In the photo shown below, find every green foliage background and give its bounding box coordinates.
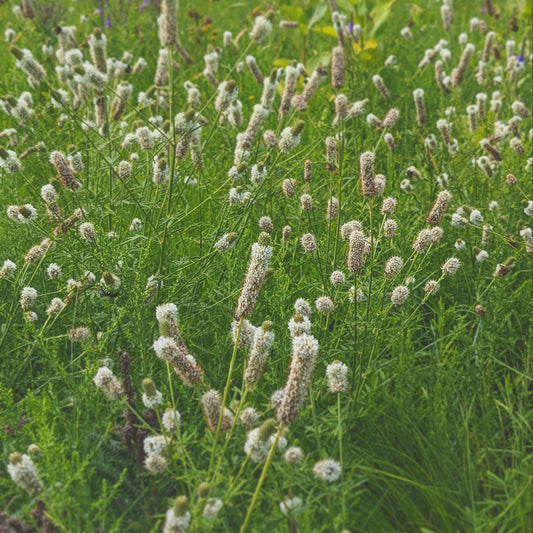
[0,0,531,531]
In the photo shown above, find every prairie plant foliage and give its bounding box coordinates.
[0,0,532,531]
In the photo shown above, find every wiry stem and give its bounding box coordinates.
[240,426,283,532]
[208,316,243,474]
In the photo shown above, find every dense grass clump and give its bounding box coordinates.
[0,0,532,531]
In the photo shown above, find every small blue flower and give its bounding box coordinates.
[517,53,525,64]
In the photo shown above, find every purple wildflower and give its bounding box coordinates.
[517,54,525,64]
[105,17,111,28]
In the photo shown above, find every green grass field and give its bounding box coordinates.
[0,0,532,531]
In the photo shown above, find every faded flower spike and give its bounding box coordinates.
[7,452,43,495]
[201,389,233,433]
[413,89,427,126]
[441,257,461,276]
[245,321,275,388]
[313,459,342,482]
[359,151,376,196]
[372,75,390,99]
[315,296,335,314]
[214,232,238,253]
[347,230,366,274]
[391,285,409,305]
[426,190,452,226]
[50,151,82,191]
[276,333,319,426]
[250,14,273,43]
[235,233,273,319]
[326,360,349,393]
[301,233,317,253]
[93,366,122,399]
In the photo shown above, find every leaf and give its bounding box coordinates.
[307,2,327,30]
[273,59,292,68]
[370,0,397,37]
[306,53,330,72]
[312,25,338,38]
[280,5,305,22]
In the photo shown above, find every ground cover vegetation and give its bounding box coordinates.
[0,0,532,531]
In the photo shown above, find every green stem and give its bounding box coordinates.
[240,426,283,533]
[337,392,345,526]
[208,316,243,474]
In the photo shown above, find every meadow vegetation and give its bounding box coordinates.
[0,0,532,531]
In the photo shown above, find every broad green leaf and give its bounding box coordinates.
[307,2,327,30]
[370,0,397,38]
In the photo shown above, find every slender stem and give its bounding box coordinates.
[158,44,176,277]
[309,381,322,454]
[240,426,283,533]
[337,392,345,526]
[208,316,243,474]
[212,386,249,483]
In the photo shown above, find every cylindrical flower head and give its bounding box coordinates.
[426,190,452,226]
[152,336,204,386]
[331,46,344,90]
[383,108,400,129]
[246,55,264,84]
[142,378,163,408]
[294,66,327,110]
[301,233,317,253]
[372,75,390,99]
[111,81,132,121]
[278,65,299,118]
[249,14,273,43]
[412,229,432,253]
[326,360,348,393]
[20,286,37,309]
[333,94,349,125]
[201,390,233,433]
[452,43,475,87]
[347,230,365,274]
[384,256,403,276]
[7,453,43,495]
[413,89,427,126]
[437,119,452,145]
[294,298,312,317]
[276,333,319,426]
[359,151,376,196]
[467,105,478,131]
[93,366,122,399]
[300,193,313,211]
[235,233,273,319]
[476,93,487,121]
[391,285,409,305]
[88,29,107,74]
[315,296,334,314]
[282,225,292,243]
[511,100,531,119]
[245,321,275,387]
[326,197,339,220]
[510,137,525,155]
[381,197,396,215]
[158,0,178,47]
[441,257,461,276]
[163,496,191,533]
[154,48,169,87]
[479,138,502,161]
[288,314,312,337]
[313,459,341,482]
[482,31,495,63]
[50,151,81,191]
